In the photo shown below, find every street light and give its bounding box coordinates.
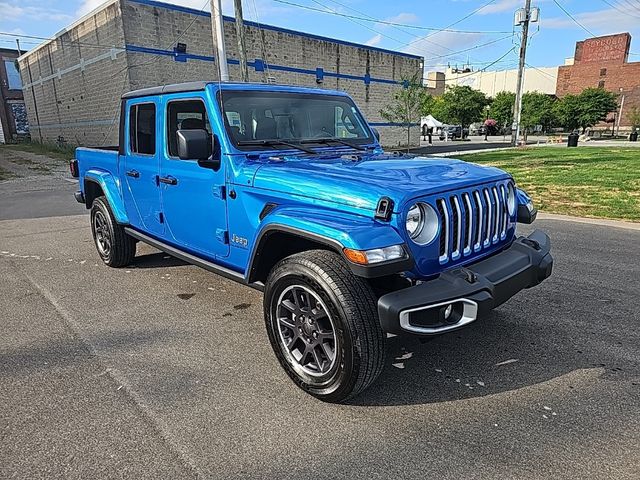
[484,105,490,142]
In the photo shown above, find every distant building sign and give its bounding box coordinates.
[578,33,630,64]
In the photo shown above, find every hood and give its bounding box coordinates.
[251,153,511,212]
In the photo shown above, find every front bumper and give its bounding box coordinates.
[378,230,553,336]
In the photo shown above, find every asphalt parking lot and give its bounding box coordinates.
[1,149,639,479]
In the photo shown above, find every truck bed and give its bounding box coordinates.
[75,147,121,195]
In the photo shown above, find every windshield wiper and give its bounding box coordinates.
[301,138,366,151]
[237,139,318,154]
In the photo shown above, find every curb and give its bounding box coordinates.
[431,146,517,157]
[537,212,640,231]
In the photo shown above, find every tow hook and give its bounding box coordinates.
[522,238,541,250]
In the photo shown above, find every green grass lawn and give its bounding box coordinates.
[0,142,75,162]
[460,147,640,222]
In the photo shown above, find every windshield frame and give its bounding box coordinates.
[216,89,375,152]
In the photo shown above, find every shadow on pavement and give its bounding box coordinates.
[131,251,188,269]
[349,305,630,407]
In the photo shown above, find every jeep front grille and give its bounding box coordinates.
[437,184,510,263]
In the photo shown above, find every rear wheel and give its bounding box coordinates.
[90,196,136,267]
[264,250,385,402]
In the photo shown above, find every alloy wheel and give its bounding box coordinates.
[276,284,337,377]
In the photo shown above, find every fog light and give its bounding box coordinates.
[443,304,453,319]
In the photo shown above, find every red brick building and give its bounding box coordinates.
[556,33,639,132]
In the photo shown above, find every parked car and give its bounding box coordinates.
[71,82,553,403]
[439,125,464,140]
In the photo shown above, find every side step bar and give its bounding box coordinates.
[124,227,264,291]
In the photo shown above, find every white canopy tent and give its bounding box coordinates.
[421,115,443,129]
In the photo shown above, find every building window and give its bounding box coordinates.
[598,80,605,88]
[129,103,156,155]
[600,68,607,76]
[3,60,22,90]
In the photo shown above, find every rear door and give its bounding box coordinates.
[158,94,229,258]
[122,100,163,237]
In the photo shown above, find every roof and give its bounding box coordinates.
[122,81,209,99]
[121,81,352,99]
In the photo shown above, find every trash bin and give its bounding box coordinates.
[567,132,579,147]
[630,131,638,142]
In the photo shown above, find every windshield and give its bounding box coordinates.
[218,90,374,150]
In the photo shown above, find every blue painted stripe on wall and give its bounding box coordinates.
[125,44,215,62]
[126,0,422,60]
[124,44,403,86]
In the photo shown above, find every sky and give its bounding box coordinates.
[1,0,639,73]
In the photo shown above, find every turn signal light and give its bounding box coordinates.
[343,248,369,265]
[343,245,406,265]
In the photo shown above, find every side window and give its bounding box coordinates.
[166,99,211,157]
[129,103,156,155]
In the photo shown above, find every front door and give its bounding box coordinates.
[122,101,163,237]
[159,95,229,258]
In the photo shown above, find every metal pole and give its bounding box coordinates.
[616,94,625,137]
[15,39,22,56]
[233,0,249,82]
[511,0,531,147]
[210,0,229,81]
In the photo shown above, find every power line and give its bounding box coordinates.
[597,0,640,19]
[525,62,558,80]
[0,31,125,51]
[615,0,640,14]
[100,0,211,144]
[421,0,499,40]
[552,0,596,37]
[272,0,511,34]
[442,47,517,83]
[422,34,514,61]
[310,0,502,67]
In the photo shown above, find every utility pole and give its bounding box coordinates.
[15,39,22,56]
[210,0,229,81]
[511,0,537,146]
[233,0,249,82]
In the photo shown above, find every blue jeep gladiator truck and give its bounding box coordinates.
[71,81,552,402]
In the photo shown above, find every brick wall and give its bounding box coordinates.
[18,0,422,147]
[556,33,639,131]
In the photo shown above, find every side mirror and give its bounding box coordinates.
[371,127,381,142]
[177,129,220,170]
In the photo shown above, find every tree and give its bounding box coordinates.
[556,88,618,133]
[628,106,640,132]
[520,91,558,138]
[489,91,515,132]
[432,85,490,129]
[380,73,429,151]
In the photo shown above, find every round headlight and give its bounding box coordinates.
[507,183,517,216]
[406,202,439,245]
[406,204,423,239]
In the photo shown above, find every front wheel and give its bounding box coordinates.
[264,250,385,403]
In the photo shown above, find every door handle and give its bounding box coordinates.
[126,170,140,178]
[158,176,178,186]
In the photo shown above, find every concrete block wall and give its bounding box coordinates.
[18,0,128,146]
[19,0,423,147]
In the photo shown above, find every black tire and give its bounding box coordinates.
[90,196,136,267]
[264,250,385,403]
